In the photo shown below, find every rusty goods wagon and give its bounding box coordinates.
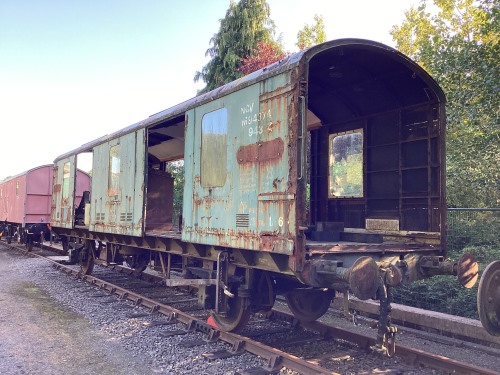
[0,164,91,247]
[50,39,480,353]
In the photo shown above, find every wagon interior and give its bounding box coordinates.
[145,115,185,233]
[304,45,442,245]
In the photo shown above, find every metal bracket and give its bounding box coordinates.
[342,292,359,325]
[216,251,229,315]
[371,282,397,357]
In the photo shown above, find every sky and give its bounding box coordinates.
[0,0,419,180]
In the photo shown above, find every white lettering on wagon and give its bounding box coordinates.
[240,102,272,136]
[241,103,254,114]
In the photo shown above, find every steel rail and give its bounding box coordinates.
[67,267,337,374]
[4,244,336,375]
[3,242,498,375]
[290,315,500,375]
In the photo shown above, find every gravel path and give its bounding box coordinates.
[0,247,265,375]
[1,244,499,374]
[0,250,153,375]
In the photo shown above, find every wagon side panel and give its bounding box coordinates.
[89,129,145,236]
[1,174,27,224]
[182,71,299,254]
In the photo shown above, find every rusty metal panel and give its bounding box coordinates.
[49,166,89,228]
[237,138,284,163]
[51,156,76,229]
[89,129,145,236]
[182,71,297,254]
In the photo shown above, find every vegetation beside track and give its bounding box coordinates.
[393,210,499,318]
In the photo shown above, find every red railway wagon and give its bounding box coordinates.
[0,165,91,244]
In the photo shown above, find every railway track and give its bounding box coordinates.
[2,241,499,375]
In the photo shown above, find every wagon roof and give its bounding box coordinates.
[54,38,444,163]
[1,165,91,184]
[0,164,53,184]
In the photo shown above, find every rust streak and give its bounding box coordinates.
[237,138,284,164]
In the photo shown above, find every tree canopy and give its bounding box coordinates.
[391,0,499,207]
[296,14,327,50]
[194,0,276,93]
[238,13,329,75]
[238,40,287,75]
[195,3,330,90]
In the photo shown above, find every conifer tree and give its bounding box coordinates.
[194,0,276,93]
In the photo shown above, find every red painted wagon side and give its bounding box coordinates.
[0,165,90,242]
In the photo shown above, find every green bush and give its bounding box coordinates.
[395,210,499,317]
[447,211,500,251]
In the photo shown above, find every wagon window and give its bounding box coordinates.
[62,162,71,199]
[201,108,227,187]
[328,129,364,198]
[108,144,121,197]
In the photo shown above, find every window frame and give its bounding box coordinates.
[200,108,228,188]
[328,128,364,198]
[62,162,71,199]
[108,144,121,197]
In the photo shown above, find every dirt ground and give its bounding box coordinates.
[0,248,153,375]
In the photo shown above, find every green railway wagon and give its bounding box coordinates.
[50,39,483,354]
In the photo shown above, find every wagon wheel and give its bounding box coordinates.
[477,260,500,336]
[285,288,334,322]
[211,292,252,332]
[125,254,149,272]
[79,240,95,275]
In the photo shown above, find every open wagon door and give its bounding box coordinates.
[51,156,76,229]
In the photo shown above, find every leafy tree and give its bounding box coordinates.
[296,14,327,50]
[238,40,287,75]
[391,0,499,207]
[194,0,276,93]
